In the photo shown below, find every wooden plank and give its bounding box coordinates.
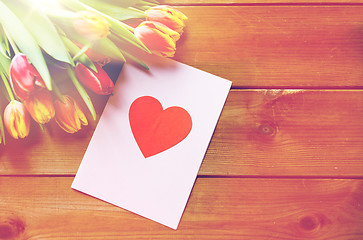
[0,90,362,177]
[170,6,363,88]
[0,177,362,239]
[203,89,363,176]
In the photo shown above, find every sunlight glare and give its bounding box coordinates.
[29,0,60,9]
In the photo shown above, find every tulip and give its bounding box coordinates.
[24,89,55,124]
[75,63,114,95]
[54,95,88,134]
[73,11,110,41]
[134,21,180,57]
[146,5,187,34]
[3,100,30,139]
[9,53,46,101]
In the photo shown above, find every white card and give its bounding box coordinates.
[71,55,232,229]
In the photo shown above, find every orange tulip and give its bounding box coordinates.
[134,21,180,57]
[73,11,110,41]
[75,63,114,95]
[54,95,88,134]
[3,100,30,139]
[24,89,55,124]
[9,53,46,101]
[146,5,187,34]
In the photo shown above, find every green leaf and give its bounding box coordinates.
[0,68,13,102]
[66,66,96,120]
[36,5,78,19]
[136,0,159,7]
[0,26,10,58]
[109,35,149,70]
[0,1,52,91]
[69,31,126,63]
[76,1,145,20]
[78,0,141,8]
[120,49,149,70]
[3,0,74,66]
[61,0,150,53]
[93,6,145,21]
[141,0,160,4]
[61,36,97,72]
[93,38,126,63]
[0,50,11,78]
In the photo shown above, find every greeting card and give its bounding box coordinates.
[71,55,232,229]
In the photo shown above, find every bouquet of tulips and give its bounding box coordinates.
[0,0,187,144]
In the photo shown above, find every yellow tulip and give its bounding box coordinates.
[73,11,110,41]
[24,89,55,124]
[134,21,180,57]
[146,5,187,34]
[3,100,30,139]
[54,95,88,134]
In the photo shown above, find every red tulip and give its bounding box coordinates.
[24,89,55,124]
[3,100,30,139]
[146,5,187,34]
[134,21,180,57]
[54,95,88,134]
[9,53,46,101]
[75,63,114,95]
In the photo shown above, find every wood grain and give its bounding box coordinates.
[1,90,362,177]
[171,6,363,88]
[2,2,363,239]
[0,177,362,239]
[203,89,363,176]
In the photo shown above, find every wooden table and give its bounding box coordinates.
[1,0,363,239]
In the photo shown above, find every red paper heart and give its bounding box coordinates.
[129,96,192,158]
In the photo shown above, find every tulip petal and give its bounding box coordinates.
[73,102,88,126]
[146,6,187,34]
[3,100,30,139]
[75,63,114,95]
[24,90,55,124]
[54,95,88,134]
[15,111,28,138]
[135,21,179,57]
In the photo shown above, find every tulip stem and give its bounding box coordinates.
[0,71,15,101]
[52,82,65,103]
[72,43,92,63]
[39,123,45,132]
[4,28,19,55]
